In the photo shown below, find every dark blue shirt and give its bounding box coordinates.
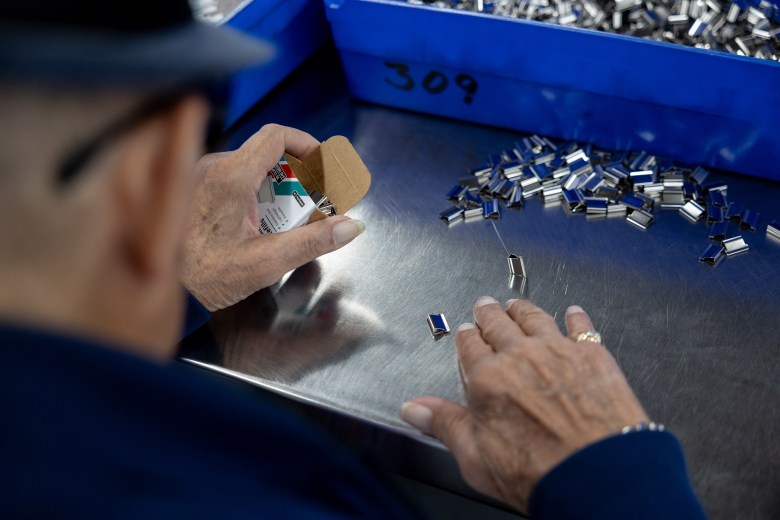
[1,310,706,518]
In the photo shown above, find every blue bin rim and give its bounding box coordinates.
[327,0,780,68]
[326,0,780,124]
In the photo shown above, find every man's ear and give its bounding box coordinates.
[112,95,209,280]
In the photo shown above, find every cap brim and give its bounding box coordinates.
[0,21,274,88]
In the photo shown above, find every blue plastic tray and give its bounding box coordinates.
[326,0,780,180]
[224,0,329,126]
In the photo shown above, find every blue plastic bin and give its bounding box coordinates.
[223,0,330,126]
[325,0,780,180]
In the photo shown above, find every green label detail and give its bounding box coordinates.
[273,180,307,197]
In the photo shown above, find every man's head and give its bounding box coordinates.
[0,83,209,357]
[0,1,270,357]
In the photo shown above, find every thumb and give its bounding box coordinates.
[249,215,365,273]
[401,397,474,458]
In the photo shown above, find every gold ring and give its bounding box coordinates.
[576,330,602,344]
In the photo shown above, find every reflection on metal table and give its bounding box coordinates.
[179,49,780,519]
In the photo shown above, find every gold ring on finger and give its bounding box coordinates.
[576,330,602,345]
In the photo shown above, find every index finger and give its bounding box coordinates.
[237,124,320,182]
[455,323,493,373]
[473,296,527,352]
[505,299,560,338]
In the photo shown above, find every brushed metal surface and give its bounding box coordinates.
[181,50,780,519]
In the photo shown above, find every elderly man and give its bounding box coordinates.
[0,1,706,518]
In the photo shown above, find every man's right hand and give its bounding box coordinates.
[401,297,649,513]
[181,124,365,312]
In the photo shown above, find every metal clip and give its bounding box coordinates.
[605,164,630,183]
[464,190,483,207]
[707,203,725,223]
[725,202,744,222]
[446,184,468,201]
[463,206,483,219]
[705,182,728,197]
[482,199,500,219]
[426,314,451,340]
[522,182,544,198]
[494,179,513,199]
[520,175,541,189]
[568,158,592,176]
[627,209,654,230]
[767,220,780,241]
[642,182,665,195]
[679,200,706,222]
[662,172,685,189]
[503,160,525,180]
[565,149,588,163]
[699,243,725,265]
[607,203,627,214]
[660,191,686,209]
[563,172,585,191]
[319,202,337,217]
[708,221,729,240]
[308,189,328,207]
[635,192,655,211]
[629,170,655,186]
[439,206,464,223]
[458,177,482,189]
[622,194,644,211]
[533,151,556,166]
[542,185,563,201]
[507,185,524,208]
[723,236,749,256]
[682,180,695,199]
[740,209,761,231]
[470,166,493,178]
[487,176,504,195]
[693,183,705,203]
[629,151,655,171]
[530,163,553,181]
[585,198,608,214]
[708,189,727,207]
[581,172,604,194]
[595,185,620,201]
[507,254,527,277]
[562,188,585,212]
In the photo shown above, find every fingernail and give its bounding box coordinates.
[475,296,499,308]
[401,402,433,434]
[332,219,365,245]
[506,298,520,309]
[457,322,476,332]
[566,305,585,316]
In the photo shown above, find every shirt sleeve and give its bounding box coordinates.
[182,291,212,338]
[528,430,707,520]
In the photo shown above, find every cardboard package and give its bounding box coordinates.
[285,135,372,224]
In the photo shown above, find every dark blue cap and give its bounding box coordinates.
[0,0,273,87]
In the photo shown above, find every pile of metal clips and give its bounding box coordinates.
[408,0,780,60]
[438,133,777,266]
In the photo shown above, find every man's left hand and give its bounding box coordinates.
[181,124,365,311]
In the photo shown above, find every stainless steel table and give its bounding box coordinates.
[180,48,780,519]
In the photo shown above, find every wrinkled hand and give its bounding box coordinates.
[401,297,648,513]
[182,124,365,311]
